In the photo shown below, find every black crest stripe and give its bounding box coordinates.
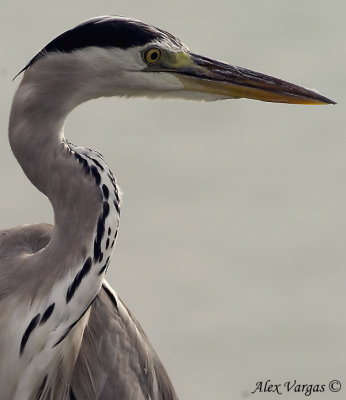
[20,313,41,355]
[20,16,182,74]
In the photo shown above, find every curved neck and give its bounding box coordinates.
[9,71,71,193]
[8,72,103,257]
[7,58,121,397]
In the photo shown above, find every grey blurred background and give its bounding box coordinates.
[0,1,345,398]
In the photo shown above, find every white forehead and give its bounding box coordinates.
[89,38,189,72]
[146,37,189,52]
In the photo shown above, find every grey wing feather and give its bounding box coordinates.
[70,283,178,400]
[0,223,54,302]
[0,224,177,399]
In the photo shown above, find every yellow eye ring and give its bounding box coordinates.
[144,47,162,64]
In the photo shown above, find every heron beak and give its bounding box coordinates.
[172,52,335,105]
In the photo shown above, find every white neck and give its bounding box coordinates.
[8,61,120,268]
[8,59,121,398]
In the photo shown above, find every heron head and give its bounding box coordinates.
[18,16,335,106]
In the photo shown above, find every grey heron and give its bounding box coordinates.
[1,15,334,400]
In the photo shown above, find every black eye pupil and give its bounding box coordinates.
[150,52,158,60]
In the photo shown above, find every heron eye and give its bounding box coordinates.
[144,48,162,64]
